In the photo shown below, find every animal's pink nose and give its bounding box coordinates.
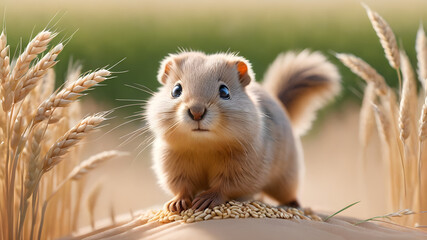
[188,105,206,121]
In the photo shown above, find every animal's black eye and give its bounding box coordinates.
[171,83,182,98]
[219,85,230,99]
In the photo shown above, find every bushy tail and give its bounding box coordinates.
[262,50,341,136]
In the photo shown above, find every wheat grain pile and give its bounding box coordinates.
[146,200,322,224]
[0,30,125,240]
[338,5,427,227]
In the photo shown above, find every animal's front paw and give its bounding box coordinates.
[192,191,224,211]
[165,196,192,212]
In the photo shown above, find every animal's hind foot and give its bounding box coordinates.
[191,190,224,211]
[164,195,192,213]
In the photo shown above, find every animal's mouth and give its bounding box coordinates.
[192,128,209,132]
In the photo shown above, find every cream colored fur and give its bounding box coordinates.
[146,50,340,212]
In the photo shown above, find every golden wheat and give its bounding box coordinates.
[13,43,63,103]
[363,4,400,70]
[416,25,427,91]
[399,51,417,142]
[0,28,119,240]
[42,113,106,172]
[70,150,127,181]
[0,32,11,112]
[9,31,53,86]
[420,99,427,141]
[0,32,9,83]
[34,69,111,123]
[341,5,427,227]
[336,53,388,95]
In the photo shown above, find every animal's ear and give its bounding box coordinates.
[157,56,176,85]
[235,60,252,87]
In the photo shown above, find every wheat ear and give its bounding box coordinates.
[23,127,44,200]
[10,116,25,151]
[34,69,111,123]
[417,24,427,92]
[336,53,388,95]
[0,32,9,83]
[363,4,400,70]
[42,113,106,172]
[399,51,417,141]
[3,31,53,112]
[9,31,53,88]
[420,97,427,141]
[70,150,128,180]
[355,209,415,225]
[419,96,427,210]
[0,32,11,111]
[13,43,63,103]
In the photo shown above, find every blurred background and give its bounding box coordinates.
[2,0,427,227]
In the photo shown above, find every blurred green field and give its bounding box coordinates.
[2,0,427,116]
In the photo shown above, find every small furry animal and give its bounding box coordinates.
[146,50,340,212]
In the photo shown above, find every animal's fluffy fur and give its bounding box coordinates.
[263,50,341,136]
[146,50,340,212]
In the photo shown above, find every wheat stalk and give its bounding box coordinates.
[42,113,106,172]
[399,51,420,218]
[13,43,63,103]
[336,53,388,95]
[34,69,111,123]
[373,104,392,146]
[110,204,116,225]
[87,184,102,230]
[416,25,427,92]
[372,102,406,210]
[359,82,377,155]
[363,4,400,70]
